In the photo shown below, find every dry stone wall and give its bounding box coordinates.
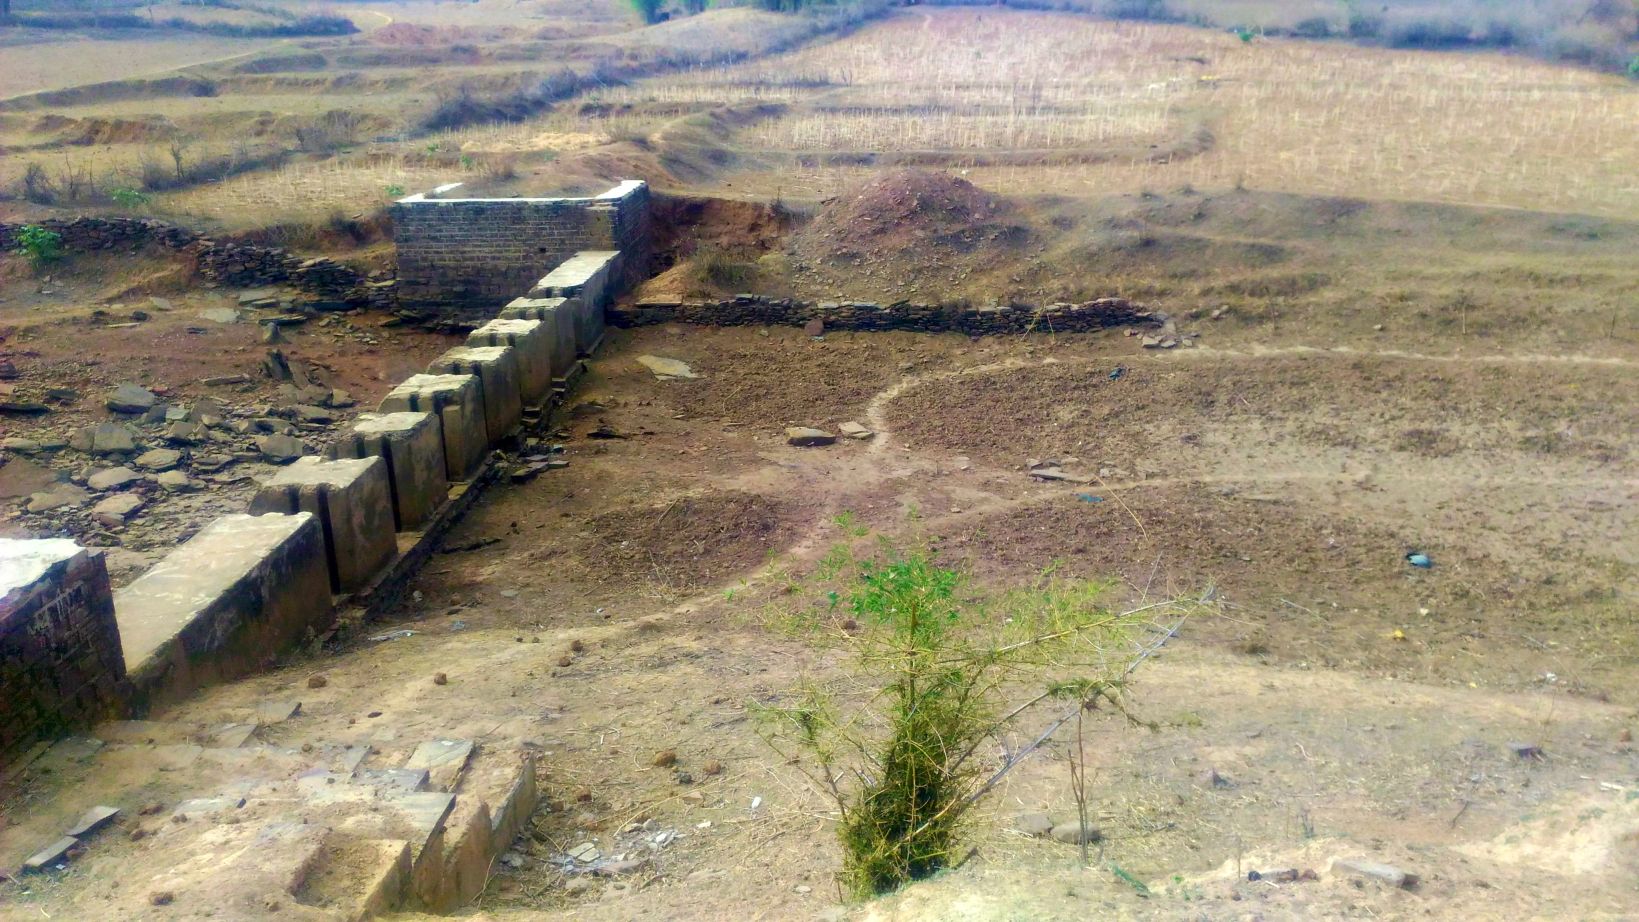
[0,217,395,309]
[612,294,1160,333]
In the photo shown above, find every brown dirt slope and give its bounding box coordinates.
[784,169,1034,301]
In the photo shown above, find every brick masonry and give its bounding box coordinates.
[391,180,651,311]
[0,543,126,765]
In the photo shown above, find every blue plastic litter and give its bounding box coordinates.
[1405,553,1432,569]
[1109,366,1125,380]
[1076,493,1104,503]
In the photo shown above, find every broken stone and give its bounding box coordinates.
[106,383,158,414]
[1014,812,1054,837]
[201,374,250,387]
[594,857,650,877]
[785,427,836,447]
[289,404,334,424]
[1329,857,1416,889]
[22,836,78,873]
[838,421,873,440]
[567,842,601,863]
[65,806,121,838]
[90,493,144,527]
[256,433,306,464]
[803,318,825,337]
[26,486,88,513]
[165,421,203,444]
[1508,741,1544,760]
[134,448,182,472]
[636,355,698,380]
[0,400,49,415]
[155,470,199,492]
[3,437,42,454]
[199,307,242,324]
[87,467,141,491]
[1049,822,1101,845]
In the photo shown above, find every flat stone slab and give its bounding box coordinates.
[255,700,302,724]
[404,739,474,792]
[65,805,121,838]
[23,835,78,872]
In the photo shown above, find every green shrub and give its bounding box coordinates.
[14,225,64,268]
[627,0,663,23]
[756,541,1191,898]
[111,187,151,209]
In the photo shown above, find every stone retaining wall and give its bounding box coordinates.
[0,217,395,309]
[611,294,1160,333]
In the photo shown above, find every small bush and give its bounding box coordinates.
[757,540,1192,898]
[14,225,64,268]
[1290,16,1332,39]
[111,187,151,209]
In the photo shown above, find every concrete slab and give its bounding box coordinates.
[23,836,78,872]
[425,346,522,444]
[328,411,448,532]
[250,456,396,594]
[500,297,577,378]
[114,513,331,711]
[379,374,486,482]
[468,318,552,407]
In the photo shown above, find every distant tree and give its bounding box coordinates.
[626,0,663,23]
[682,0,708,14]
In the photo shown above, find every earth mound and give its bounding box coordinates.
[785,169,1033,301]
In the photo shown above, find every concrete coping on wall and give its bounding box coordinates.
[532,251,619,295]
[396,180,646,206]
[1,537,86,610]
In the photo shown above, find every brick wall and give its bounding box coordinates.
[0,542,127,765]
[391,180,652,310]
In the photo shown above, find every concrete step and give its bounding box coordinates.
[421,747,541,911]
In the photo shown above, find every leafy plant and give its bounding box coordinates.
[756,541,1194,899]
[14,225,63,268]
[1628,55,1639,79]
[1235,26,1255,43]
[110,187,150,209]
[385,184,406,198]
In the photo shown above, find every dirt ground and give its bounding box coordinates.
[5,315,1632,921]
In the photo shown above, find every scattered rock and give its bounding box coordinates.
[1049,822,1101,845]
[1508,741,1544,760]
[289,404,334,424]
[785,427,836,447]
[0,359,16,380]
[155,470,199,492]
[75,422,137,455]
[556,655,573,667]
[567,842,600,863]
[90,493,144,527]
[87,467,141,491]
[1197,767,1233,788]
[22,836,77,872]
[3,438,42,454]
[106,383,158,414]
[201,374,250,387]
[256,433,306,464]
[838,421,873,440]
[0,400,49,415]
[262,324,285,344]
[165,421,203,444]
[652,750,677,768]
[1329,857,1416,889]
[803,318,825,337]
[134,448,183,472]
[306,674,328,689]
[27,486,88,513]
[594,857,650,877]
[1014,812,1054,837]
[433,672,448,686]
[199,307,242,324]
[149,891,175,906]
[636,355,698,380]
[701,759,722,776]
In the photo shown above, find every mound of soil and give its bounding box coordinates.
[784,169,1033,301]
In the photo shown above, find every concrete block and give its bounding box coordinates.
[530,251,618,355]
[500,297,577,376]
[379,374,486,481]
[249,457,397,594]
[115,513,330,710]
[468,319,552,407]
[327,411,448,531]
[425,346,522,444]
[0,539,126,764]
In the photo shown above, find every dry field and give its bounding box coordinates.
[566,9,1639,216]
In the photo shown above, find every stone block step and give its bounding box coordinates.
[293,834,412,921]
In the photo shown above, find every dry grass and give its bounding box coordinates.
[633,8,1639,216]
